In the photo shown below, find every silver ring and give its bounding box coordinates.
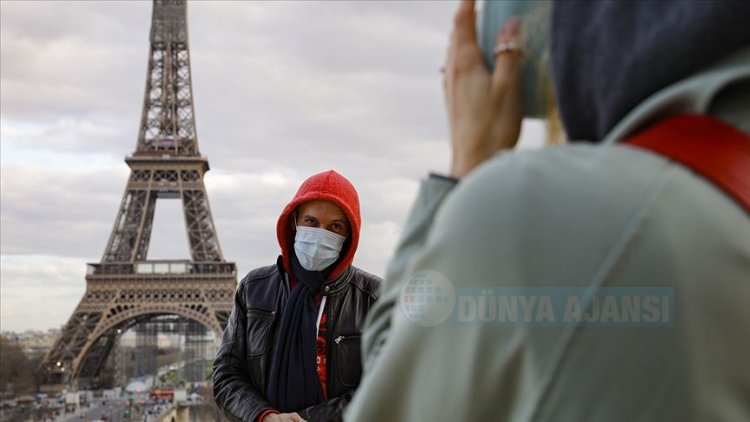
[493,41,522,56]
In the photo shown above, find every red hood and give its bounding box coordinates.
[276,170,361,281]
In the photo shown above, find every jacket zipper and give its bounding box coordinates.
[334,334,362,344]
[247,309,276,316]
[326,294,334,396]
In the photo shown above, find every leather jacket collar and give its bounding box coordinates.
[275,255,353,297]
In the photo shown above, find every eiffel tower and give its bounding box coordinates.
[41,0,236,387]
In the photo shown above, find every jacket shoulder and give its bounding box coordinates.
[239,264,279,286]
[426,145,671,287]
[237,264,283,311]
[349,266,382,299]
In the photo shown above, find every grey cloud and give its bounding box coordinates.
[0,165,126,257]
[1,1,547,331]
[1,1,149,124]
[0,255,87,331]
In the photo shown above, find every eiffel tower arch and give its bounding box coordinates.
[41,0,237,387]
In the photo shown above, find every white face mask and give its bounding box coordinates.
[293,225,347,272]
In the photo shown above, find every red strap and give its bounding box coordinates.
[625,114,750,214]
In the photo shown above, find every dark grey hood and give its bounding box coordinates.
[551,0,750,142]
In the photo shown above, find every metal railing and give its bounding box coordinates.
[88,261,236,276]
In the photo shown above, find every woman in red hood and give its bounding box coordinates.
[213,170,381,422]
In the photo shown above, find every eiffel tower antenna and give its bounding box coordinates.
[41,0,236,387]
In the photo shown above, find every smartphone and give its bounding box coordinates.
[478,0,551,118]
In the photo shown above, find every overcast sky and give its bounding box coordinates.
[1,0,544,332]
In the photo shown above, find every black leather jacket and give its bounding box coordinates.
[213,257,380,422]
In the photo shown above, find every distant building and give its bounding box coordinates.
[2,328,61,356]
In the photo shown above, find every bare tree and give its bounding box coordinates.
[0,335,35,396]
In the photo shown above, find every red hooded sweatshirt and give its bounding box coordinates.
[274,170,361,403]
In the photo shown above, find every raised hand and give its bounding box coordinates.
[444,0,523,178]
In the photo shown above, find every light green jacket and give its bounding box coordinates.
[346,49,750,421]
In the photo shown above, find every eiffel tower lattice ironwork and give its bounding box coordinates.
[41,0,236,386]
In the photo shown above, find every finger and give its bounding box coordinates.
[491,17,522,94]
[445,0,478,107]
[452,0,477,46]
[444,42,452,82]
[448,0,484,76]
[443,28,455,103]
